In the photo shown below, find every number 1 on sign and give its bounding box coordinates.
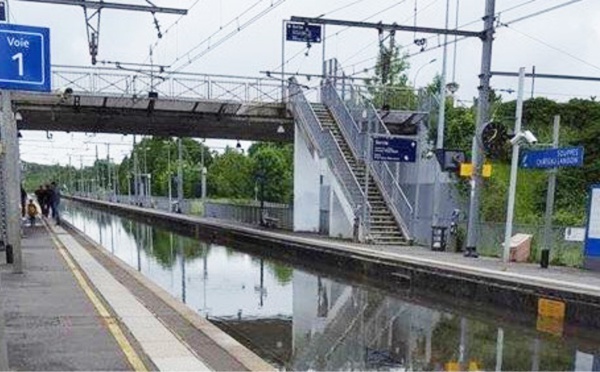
[12,53,23,77]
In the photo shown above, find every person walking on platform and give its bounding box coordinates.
[34,185,45,213]
[41,184,51,217]
[49,182,61,225]
[26,199,38,227]
[21,185,27,218]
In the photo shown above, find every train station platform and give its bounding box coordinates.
[0,221,274,371]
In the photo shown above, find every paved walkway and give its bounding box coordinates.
[0,225,136,371]
[0,220,274,371]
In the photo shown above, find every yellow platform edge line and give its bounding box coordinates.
[45,225,148,372]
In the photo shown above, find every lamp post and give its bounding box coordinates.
[412,58,437,88]
[177,137,183,213]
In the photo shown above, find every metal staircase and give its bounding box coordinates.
[311,103,406,245]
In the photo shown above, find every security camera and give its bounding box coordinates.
[510,130,538,145]
[55,87,73,100]
[523,130,538,145]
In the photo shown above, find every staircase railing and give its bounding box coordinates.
[322,59,413,241]
[288,79,371,237]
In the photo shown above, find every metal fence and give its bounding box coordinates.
[473,222,584,267]
[51,65,283,103]
[204,201,293,230]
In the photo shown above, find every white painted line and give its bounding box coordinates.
[54,231,211,371]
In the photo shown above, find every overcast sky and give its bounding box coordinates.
[7,0,600,166]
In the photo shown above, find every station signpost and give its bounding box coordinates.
[371,135,417,163]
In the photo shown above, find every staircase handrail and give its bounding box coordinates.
[321,70,413,240]
[288,79,371,235]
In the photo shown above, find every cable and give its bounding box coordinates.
[140,0,204,66]
[270,0,408,73]
[344,0,586,79]
[502,25,600,73]
[314,0,371,18]
[168,0,275,71]
[340,0,437,67]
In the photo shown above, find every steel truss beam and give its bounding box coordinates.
[18,0,187,64]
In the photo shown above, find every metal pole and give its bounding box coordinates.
[502,67,526,264]
[144,147,148,206]
[531,65,536,98]
[465,0,496,254]
[281,20,286,102]
[431,0,451,227]
[177,137,183,213]
[542,116,560,257]
[1,90,22,273]
[106,144,111,200]
[133,135,139,204]
[167,143,172,210]
[0,16,9,345]
[322,24,326,76]
[201,140,206,201]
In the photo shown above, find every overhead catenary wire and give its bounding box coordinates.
[342,0,587,80]
[167,0,265,68]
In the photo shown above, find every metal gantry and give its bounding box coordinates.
[17,0,187,65]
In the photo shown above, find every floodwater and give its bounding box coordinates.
[63,202,600,371]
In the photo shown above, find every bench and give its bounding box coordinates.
[261,214,279,228]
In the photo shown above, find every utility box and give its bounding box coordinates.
[431,226,448,251]
[509,233,533,262]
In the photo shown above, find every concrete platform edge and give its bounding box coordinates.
[60,218,276,372]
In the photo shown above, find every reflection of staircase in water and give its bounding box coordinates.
[293,288,398,370]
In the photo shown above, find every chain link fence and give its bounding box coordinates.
[466,222,584,267]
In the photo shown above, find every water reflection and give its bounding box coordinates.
[63,202,600,371]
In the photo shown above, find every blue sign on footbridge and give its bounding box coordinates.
[372,135,417,163]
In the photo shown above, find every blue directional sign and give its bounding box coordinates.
[0,23,51,92]
[285,22,322,43]
[520,146,584,169]
[372,135,417,162]
[0,2,6,22]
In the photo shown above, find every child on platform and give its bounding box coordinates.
[27,199,38,227]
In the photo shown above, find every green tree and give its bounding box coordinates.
[207,148,254,199]
[365,43,417,110]
[250,143,293,204]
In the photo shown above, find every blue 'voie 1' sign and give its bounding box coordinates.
[520,146,584,169]
[0,23,51,92]
[372,135,417,163]
[286,22,322,43]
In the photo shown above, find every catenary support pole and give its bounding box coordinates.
[1,90,22,273]
[177,137,183,213]
[502,67,526,264]
[431,0,451,227]
[465,0,496,255]
[542,115,560,261]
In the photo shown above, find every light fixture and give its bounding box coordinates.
[277,124,285,134]
[14,112,23,121]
